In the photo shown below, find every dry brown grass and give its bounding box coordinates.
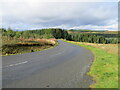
[74,42,118,56]
[1,37,58,56]
[19,38,57,45]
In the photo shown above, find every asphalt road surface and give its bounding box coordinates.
[2,40,94,88]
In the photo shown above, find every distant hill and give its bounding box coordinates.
[68,29,118,34]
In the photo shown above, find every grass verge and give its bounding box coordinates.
[64,40,118,88]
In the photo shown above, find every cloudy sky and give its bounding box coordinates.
[0,0,119,31]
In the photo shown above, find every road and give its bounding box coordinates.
[2,40,94,88]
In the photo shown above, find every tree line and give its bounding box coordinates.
[0,28,119,44]
[1,28,69,39]
[68,33,118,44]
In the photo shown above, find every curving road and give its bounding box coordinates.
[2,40,94,88]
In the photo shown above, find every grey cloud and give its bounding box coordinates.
[1,1,117,30]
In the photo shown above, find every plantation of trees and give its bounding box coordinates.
[69,33,107,43]
[0,28,119,44]
[69,33,119,44]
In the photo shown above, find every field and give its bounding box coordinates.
[65,40,118,88]
[1,36,57,56]
[68,30,118,34]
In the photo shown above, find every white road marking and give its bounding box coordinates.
[7,61,28,67]
[4,51,64,68]
[50,52,62,57]
[54,53,62,56]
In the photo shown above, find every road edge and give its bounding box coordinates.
[63,40,95,88]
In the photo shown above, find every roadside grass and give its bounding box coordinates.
[64,40,118,88]
[1,36,58,56]
[77,42,118,56]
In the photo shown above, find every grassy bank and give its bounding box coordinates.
[64,40,118,88]
[1,36,58,56]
